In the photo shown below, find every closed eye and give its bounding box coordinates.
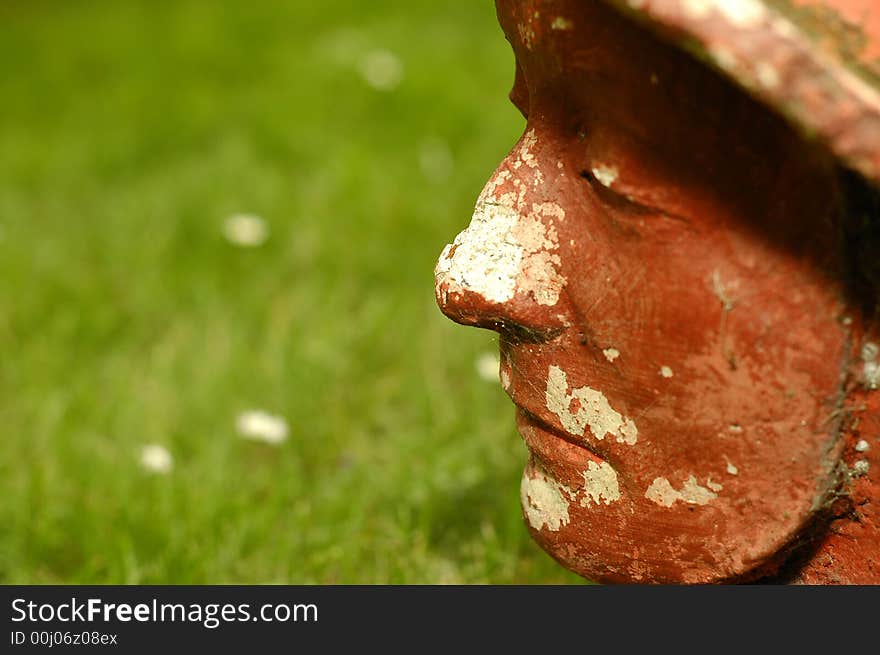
[579,169,689,223]
[579,168,657,216]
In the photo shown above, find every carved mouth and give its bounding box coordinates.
[517,407,626,515]
[515,408,610,469]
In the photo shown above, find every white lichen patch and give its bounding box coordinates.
[580,461,621,507]
[852,460,870,477]
[500,366,511,391]
[550,17,573,30]
[511,213,557,251]
[518,22,536,51]
[680,0,766,28]
[770,15,797,39]
[520,466,572,531]
[711,269,737,310]
[591,164,618,187]
[644,478,678,507]
[659,366,673,378]
[645,475,718,507]
[435,130,566,307]
[726,461,739,475]
[755,61,780,89]
[855,439,870,453]
[864,362,880,389]
[706,478,723,492]
[545,365,638,445]
[516,250,564,306]
[531,201,565,222]
[714,0,766,28]
[681,0,713,19]
[435,202,521,304]
[708,46,738,73]
[680,476,719,503]
[603,348,620,363]
[861,342,880,389]
[518,129,539,169]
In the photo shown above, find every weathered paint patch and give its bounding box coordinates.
[603,348,620,362]
[591,163,618,187]
[852,460,870,477]
[708,45,738,73]
[517,21,536,51]
[517,128,539,169]
[550,16,573,30]
[861,342,880,389]
[680,0,766,28]
[580,461,621,507]
[755,61,780,89]
[714,0,766,28]
[532,201,566,222]
[545,365,638,445]
[645,475,719,507]
[434,130,567,307]
[434,202,522,304]
[500,365,511,391]
[520,466,572,531]
[681,0,713,19]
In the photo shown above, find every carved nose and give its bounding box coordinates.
[434,152,570,337]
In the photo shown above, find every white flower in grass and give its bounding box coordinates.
[140,444,173,474]
[223,213,268,247]
[236,410,289,445]
[475,352,501,382]
[359,49,403,91]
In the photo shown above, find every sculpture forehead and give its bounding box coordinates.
[506,0,880,183]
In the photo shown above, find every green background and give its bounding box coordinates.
[0,0,584,584]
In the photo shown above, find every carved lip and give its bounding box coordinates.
[515,408,610,469]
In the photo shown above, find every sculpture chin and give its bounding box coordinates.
[516,410,827,585]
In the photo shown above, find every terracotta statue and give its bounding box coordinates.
[435,0,880,583]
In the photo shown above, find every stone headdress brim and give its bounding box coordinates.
[607,0,880,184]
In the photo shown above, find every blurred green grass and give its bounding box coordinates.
[0,0,584,584]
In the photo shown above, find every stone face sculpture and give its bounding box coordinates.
[434,0,880,583]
